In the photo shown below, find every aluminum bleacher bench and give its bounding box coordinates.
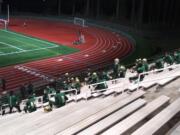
[113,80,130,94]
[81,91,93,100]
[25,92,141,135]
[102,95,170,135]
[77,99,146,135]
[169,122,180,135]
[103,83,125,96]
[92,92,104,98]
[56,90,146,135]
[156,66,180,86]
[157,77,177,86]
[71,94,84,102]
[132,97,180,135]
[140,81,157,89]
[128,83,138,91]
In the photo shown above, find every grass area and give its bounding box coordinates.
[0,30,79,67]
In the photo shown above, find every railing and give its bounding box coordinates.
[137,64,180,90]
[86,77,127,100]
[85,64,180,99]
[61,89,78,102]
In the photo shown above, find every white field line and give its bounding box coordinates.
[0,41,25,51]
[1,30,59,47]
[0,45,59,56]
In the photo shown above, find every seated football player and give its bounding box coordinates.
[49,90,68,108]
[24,95,37,113]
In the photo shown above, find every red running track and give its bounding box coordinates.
[0,18,134,92]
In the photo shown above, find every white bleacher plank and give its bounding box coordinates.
[132,98,180,135]
[0,112,23,124]
[56,91,145,135]
[134,64,180,90]
[77,99,146,135]
[0,108,44,127]
[114,79,130,94]
[26,91,145,135]
[140,81,156,89]
[103,83,124,96]
[102,95,170,135]
[146,67,180,87]
[157,76,177,86]
[10,92,133,135]
[92,92,103,97]
[128,83,138,91]
[170,125,180,135]
[81,91,92,100]
[103,89,115,96]
[0,99,98,134]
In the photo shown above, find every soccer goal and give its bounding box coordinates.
[0,5,9,30]
[74,17,86,27]
[0,19,8,30]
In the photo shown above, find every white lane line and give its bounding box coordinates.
[0,41,25,51]
[0,45,59,56]
[1,30,59,47]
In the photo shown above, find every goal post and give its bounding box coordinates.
[0,5,9,30]
[74,17,86,27]
[0,19,8,30]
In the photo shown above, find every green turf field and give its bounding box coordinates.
[0,30,79,67]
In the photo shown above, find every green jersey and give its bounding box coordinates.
[8,95,19,107]
[26,96,36,113]
[54,93,67,107]
[174,52,180,64]
[164,55,174,65]
[155,59,164,69]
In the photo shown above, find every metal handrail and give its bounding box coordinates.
[86,77,126,100]
[137,64,180,90]
[61,89,78,102]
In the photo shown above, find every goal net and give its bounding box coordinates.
[74,17,86,27]
[0,19,8,30]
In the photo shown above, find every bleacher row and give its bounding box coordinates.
[0,91,179,135]
[0,63,180,134]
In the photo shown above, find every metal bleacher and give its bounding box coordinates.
[0,64,179,135]
[102,95,170,135]
[132,98,180,135]
[76,99,146,135]
[59,91,145,135]
[26,91,145,135]
[169,122,180,135]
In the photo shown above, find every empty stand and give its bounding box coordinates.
[76,99,146,135]
[102,95,170,135]
[171,126,180,135]
[57,91,145,135]
[132,98,180,135]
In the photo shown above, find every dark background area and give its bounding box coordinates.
[1,0,180,57]
[1,0,180,32]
